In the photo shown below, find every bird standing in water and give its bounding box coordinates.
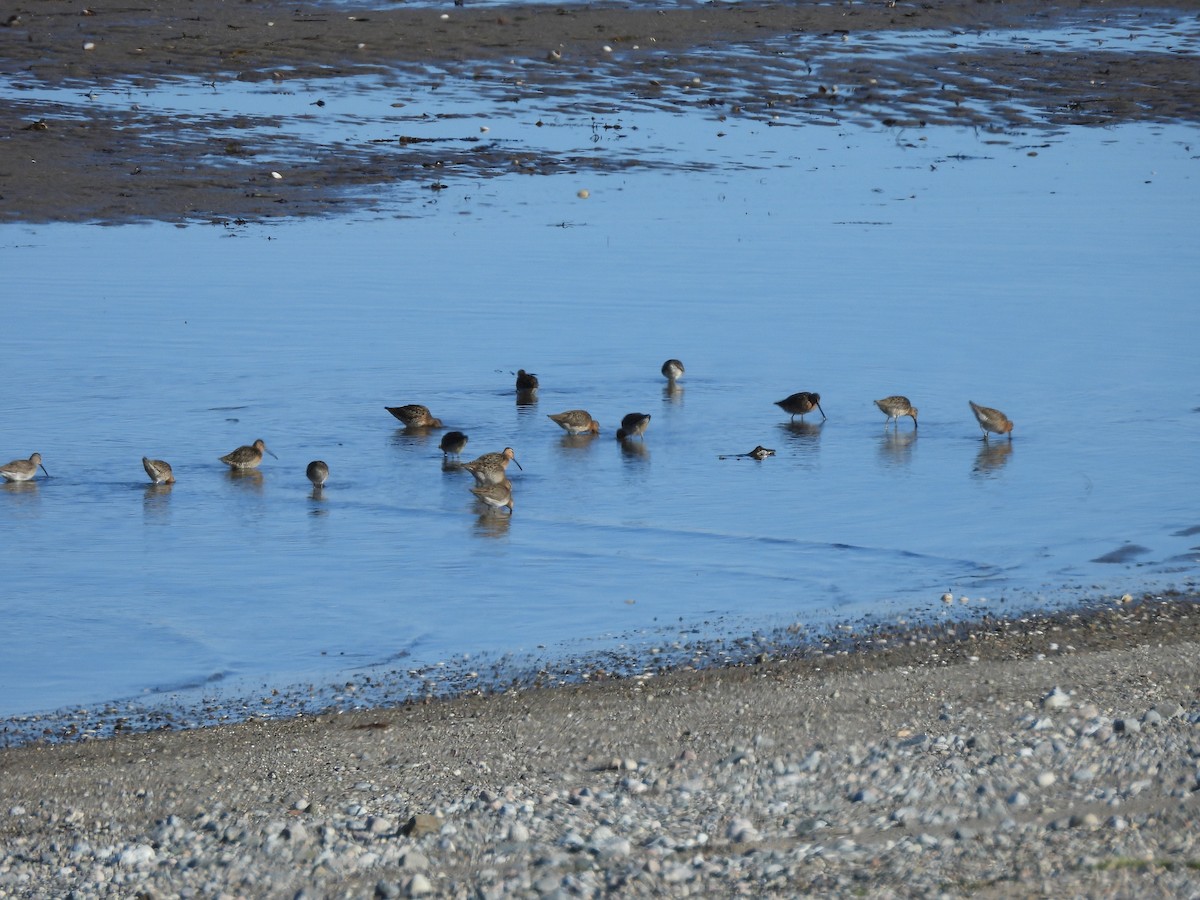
[439,431,469,457]
[462,447,522,485]
[875,395,918,429]
[1,452,49,482]
[548,410,600,435]
[969,401,1014,441]
[470,478,514,514]
[385,404,444,428]
[142,457,175,484]
[306,460,329,488]
[219,439,277,470]
[775,391,826,422]
[616,412,651,441]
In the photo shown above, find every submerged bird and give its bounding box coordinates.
[548,409,600,435]
[875,395,918,429]
[969,401,1014,441]
[439,431,469,457]
[219,438,277,470]
[661,359,685,381]
[462,447,522,485]
[776,391,826,421]
[515,369,539,391]
[1,452,49,482]
[385,404,444,428]
[142,456,175,484]
[470,478,514,514]
[306,460,329,488]
[616,412,651,441]
[719,445,776,461]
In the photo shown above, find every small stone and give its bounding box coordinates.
[727,817,760,843]
[117,844,155,867]
[1036,772,1057,788]
[1114,718,1141,735]
[400,850,429,871]
[1041,688,1071,710]
[367,816,395,835]
[1141,709,1163,727]
[402,814,441,838]
[406,873,433,897]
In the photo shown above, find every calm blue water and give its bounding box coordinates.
[1,24,1198,727]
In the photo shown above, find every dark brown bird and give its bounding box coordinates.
[616,413,651,441]
[439,431,469,457]
[775,391,825,422]
[515,369,539,391]
[306,460,329,487]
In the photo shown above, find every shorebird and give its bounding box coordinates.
[547,410,597,434]
[616,412,651,441]
[439,431,469,457]
[306,460,329,488]
[875,395,918,429]
[1,452,49,482]
[470,478,514,514]
[969,401,1014,441]
[142,457,175,484]
[385,404,443,428]
[515,369,539,391]
[719,445,776,460]
[661,359,685,381]
[548,410,600,435]
[219,438,277,470]
[462,447,522,485]
[775,391,826,421]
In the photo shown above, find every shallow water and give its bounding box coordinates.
[1,25,1198,727]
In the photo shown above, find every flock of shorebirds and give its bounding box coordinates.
[0,359,1015,515]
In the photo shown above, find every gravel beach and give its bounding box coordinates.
[3,596,1200,897]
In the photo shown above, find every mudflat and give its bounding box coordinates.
[2,0,1198,222]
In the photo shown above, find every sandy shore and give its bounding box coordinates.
[3,0,1198,223]
[3,596,1200,896]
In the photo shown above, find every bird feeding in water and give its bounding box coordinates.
[775,391,825,422]
[969,401,1014,441]
[875,395,918,430]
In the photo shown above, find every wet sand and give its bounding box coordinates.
[2,0,1198,223]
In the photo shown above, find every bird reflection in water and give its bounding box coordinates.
[878,429,917,466]
[972,440,1013,477]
